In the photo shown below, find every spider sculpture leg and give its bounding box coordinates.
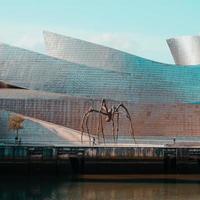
[97,101,106,144]
[85,112,91,145]
[101,116,105,143]
[81,106,108,145]
[81,114,85,143]
[111,118,116,142]
[81,109,92,144]
[116,104,136,143]
[97,113,103,143]
[97,114,105,143]
[97,99,110,143]
[115,112,120,142]
[97,115,101,142]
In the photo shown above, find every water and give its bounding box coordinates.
[1,175,200,200]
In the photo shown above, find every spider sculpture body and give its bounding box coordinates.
[81,99,136,144]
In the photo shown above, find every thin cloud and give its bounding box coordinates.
[14,33,45,53]
[85,32,173,64]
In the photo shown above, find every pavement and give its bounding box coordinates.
[1,136,200,148]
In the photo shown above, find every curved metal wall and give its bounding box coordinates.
[167,35,200,65]
[1,90,200,136]
[1,33,200,137]
[43,31,168,73]
[1,43,200,104]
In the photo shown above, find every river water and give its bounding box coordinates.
[1,175,200,200]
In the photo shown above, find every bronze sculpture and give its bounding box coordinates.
[81,99,135,144]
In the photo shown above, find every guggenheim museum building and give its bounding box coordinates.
[0,31,200,145]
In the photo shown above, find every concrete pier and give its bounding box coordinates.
[0,144,200,174]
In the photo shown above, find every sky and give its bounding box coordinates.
[0,0,200,63]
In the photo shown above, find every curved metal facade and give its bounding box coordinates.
[1,43,200,104]
[167,35,200,65]
[1,32,200,140]
[43,31,171,73]
[2,89,200,136]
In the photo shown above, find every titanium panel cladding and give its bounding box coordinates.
[167,35,200,65]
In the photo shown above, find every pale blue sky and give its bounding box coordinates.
[0,0,200,63]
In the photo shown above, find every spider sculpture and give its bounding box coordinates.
[81,99,136,144]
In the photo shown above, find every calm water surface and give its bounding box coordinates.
[1,175,200,200]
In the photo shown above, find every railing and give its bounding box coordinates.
[0,145,200,161]
[0,145,87,161]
